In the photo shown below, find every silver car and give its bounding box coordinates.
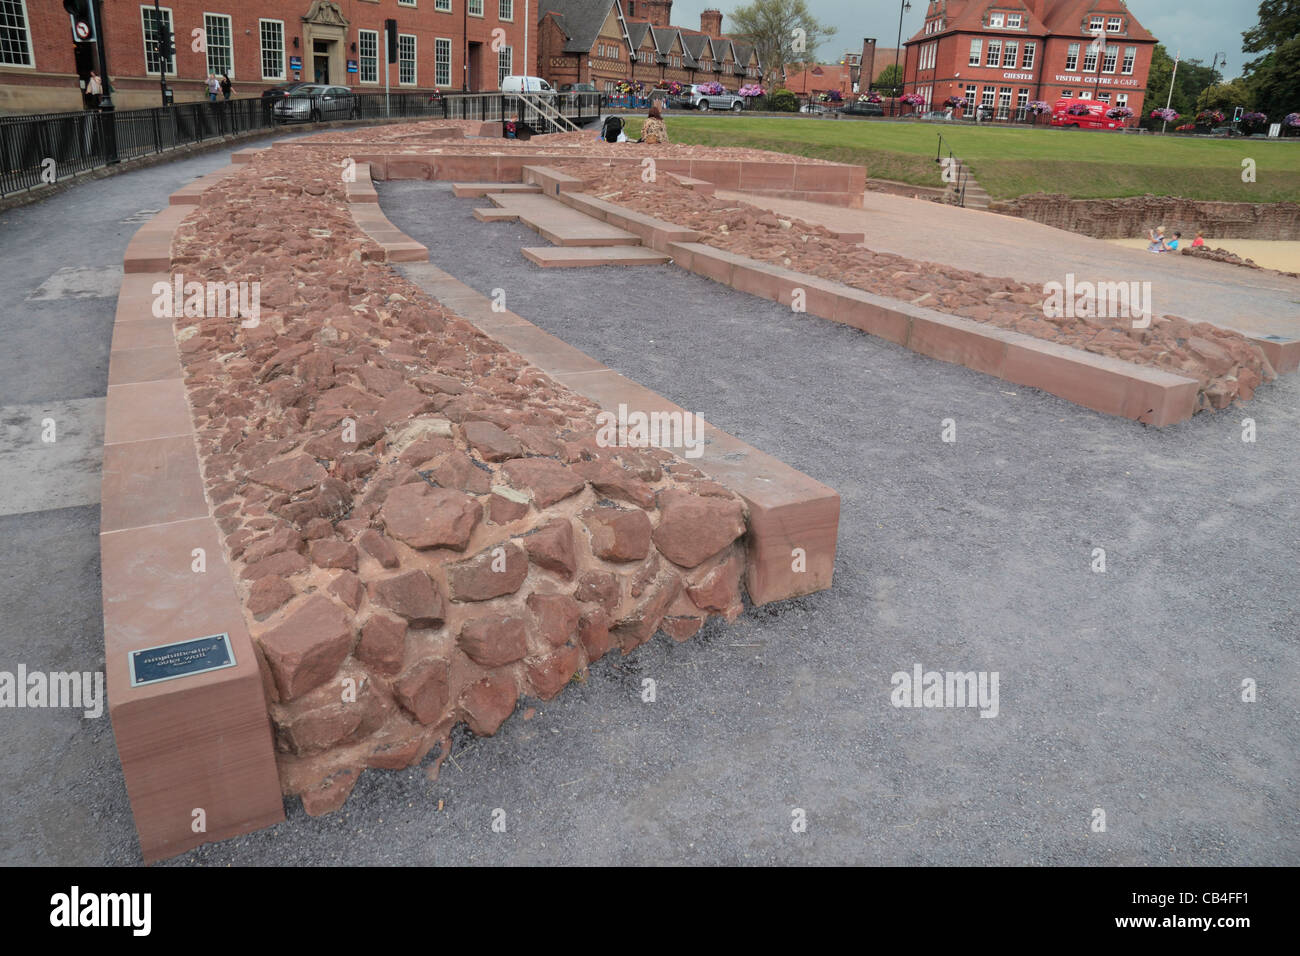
[272,84,358,123]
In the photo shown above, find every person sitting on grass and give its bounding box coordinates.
[638,105,669,144]
[1165,231,1182,252]
[1146,226,1167,252]
[1192,231,1205,248]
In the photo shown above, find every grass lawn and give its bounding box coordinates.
[621,115,1300,203]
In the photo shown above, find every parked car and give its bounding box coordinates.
[261,81,312,99]
[1210,125,1245,137]
[800,102,828,114]
[558,83,596,93]
[837,101,884,117]
[271,85,357,122]
[918,109,953,121]
[500,75,555,95]
[685,84,744,111]
[1049,97,1124,130]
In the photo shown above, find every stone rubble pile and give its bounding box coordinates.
[172,147,751,814]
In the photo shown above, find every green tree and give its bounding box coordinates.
[1241,1,1300,121]
[729,0,837,84]
[1196,79,1254,114]
[1143,45,1218,125]
[875,63,904,94]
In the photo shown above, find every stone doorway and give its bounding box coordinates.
[301,0,348,86]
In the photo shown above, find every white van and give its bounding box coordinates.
[499,75,555,94]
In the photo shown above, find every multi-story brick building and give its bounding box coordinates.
[902,0,1156,120]
[1,0,533,113]
[537,0,759,94]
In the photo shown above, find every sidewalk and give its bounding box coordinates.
[720,189,1300,341]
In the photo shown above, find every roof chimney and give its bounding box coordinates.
[701,9,723,38]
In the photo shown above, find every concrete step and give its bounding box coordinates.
[522,246,672,267]
[453,182,542,198]
[473,206,521,222]
[489,194,641,247]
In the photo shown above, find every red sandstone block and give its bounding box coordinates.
[453,182,540,198]
[231,148,264,164]
[115,273,169,325]
[907,312,1015,378]
[101,434,209,534]
[831,288,913,345]
[1002,337,1198,426]
[108,345,182,387]
[741,161,796,190]
[522,246,670,267]
[111,318,176,353]
[688,160,742,189]
[777,273,842,319]
[433,155,498,182]
[1249,335,1300,374]
[102,517,283,862]
[670,241,738,284]
[104,379,194,445]
[731,260,792,303]
[385,157,433,180]
[521,164,585,196]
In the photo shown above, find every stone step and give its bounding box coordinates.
[453,182,543,198]
[522,245,672,267]
[473,206,522,222]
[489,193,641,247]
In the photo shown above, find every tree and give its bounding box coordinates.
[1143,45,1219,124]
[875,63,903,94]
[1242,1,1300,121]
[729,0,837,84]
[1196,78,1254,114]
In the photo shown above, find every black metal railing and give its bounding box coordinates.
[0,90,603,199]
[934,131,968,207]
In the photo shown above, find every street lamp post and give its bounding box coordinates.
[893,0,910,116]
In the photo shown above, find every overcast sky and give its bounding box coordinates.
[668,0,1260,77]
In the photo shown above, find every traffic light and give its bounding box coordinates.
[63,0,95,43]
[386,20,398,63]
[157,22,175,62]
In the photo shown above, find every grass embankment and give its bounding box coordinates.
[622,115,1300,203]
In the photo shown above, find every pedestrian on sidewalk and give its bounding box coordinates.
[220,73,234,101]
[84,71,103,110]
[206,74,221,101]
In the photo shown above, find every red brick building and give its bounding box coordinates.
[902,0,1157,120]
[537,1,759,94]
[0,0,534,113]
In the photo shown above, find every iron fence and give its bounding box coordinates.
[0,90,603,199]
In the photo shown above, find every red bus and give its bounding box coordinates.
[1050,98,1125,130]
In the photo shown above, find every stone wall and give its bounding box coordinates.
[993,194,1300,240]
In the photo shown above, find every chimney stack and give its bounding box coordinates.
[642,0,672,28]
[701,9,723,37]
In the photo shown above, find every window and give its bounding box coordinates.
[435,37,451,86]
[1021,42,1035,69]
[988,13,1004,28]
[1079,90,1091,100]
[965,84,976,103]
[398,33,416,84]
[1082,45,1098,72]
[1007,13,1022,29]
[1065,42,1079,71]
[435,0,450,10]
[1003,42,1017,68]
[1106,17,1121,31]
[204,14,232,77]
[980,87,995,109]
[997,86,1011,118]
[1116,93,1128,109]
[141,6,175,75]
[985,39,1000,67]
[469,0,483,15]
[259,19,284,80]
[0,0,34,67]
[398,0,416,6]
[1089,16,1104,31]
[499,0,513,18]
[1017,88,1028,109]
[968,38,982,66]
[1061,88,1072,98]
[497,44,512,85]
[358,29,377,83]
[1102,44,1118,73]
[1122,46,1135,74]
[1098,91,1111,103]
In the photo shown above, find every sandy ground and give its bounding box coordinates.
[1107,238,1300,273]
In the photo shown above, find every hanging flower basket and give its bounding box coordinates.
[1105,106,1133,120]
[1027,101,1051,115]
[738,84,765,98]
[697,81,725,96]
[1195,109,1225,126]
[1150,107,1179,122]
[945,95,968,109]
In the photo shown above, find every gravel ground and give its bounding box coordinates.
[3,166,1296,866]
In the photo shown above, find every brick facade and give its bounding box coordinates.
[1,0,533,113]
[902,0,1156,120]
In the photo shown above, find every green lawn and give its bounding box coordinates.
[625,115,1300,203]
